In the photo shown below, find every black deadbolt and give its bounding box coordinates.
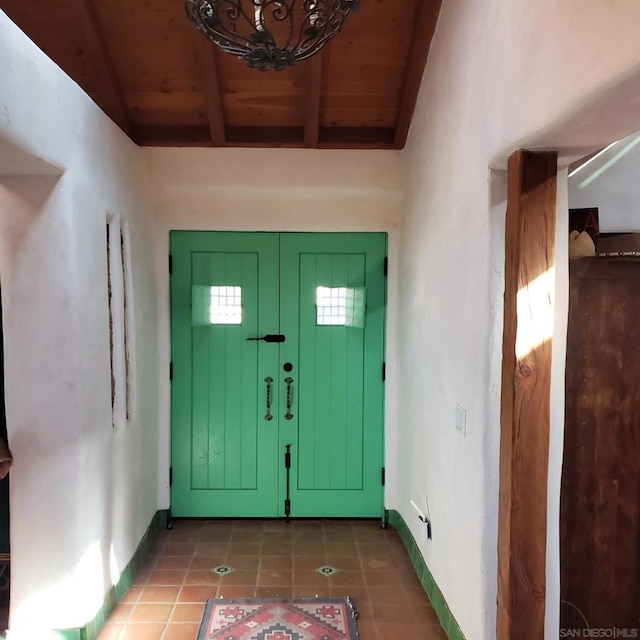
[283,362,293,372]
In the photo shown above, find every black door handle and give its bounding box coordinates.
[246,334,286,343]
[284,377,294,420]
[264,377,273,421]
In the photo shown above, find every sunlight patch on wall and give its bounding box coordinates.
[7,541,104,638]
[109,545,121,586]
[515,267,555,359]
[72,541,105,619]
[576,135,640,188]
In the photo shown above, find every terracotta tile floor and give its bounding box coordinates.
[96,519,446,640]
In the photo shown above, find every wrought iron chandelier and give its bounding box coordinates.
[185,0,360,71]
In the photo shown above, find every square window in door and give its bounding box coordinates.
[316,286,366,328]
[192,285,242,325]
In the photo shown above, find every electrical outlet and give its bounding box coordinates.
[455,404,466,436]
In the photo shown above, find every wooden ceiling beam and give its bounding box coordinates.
[133,126,213,147]
[304,54,323,148]
[194,38,227,147]
[3,1,429,150]
[318,127,396,149]
[394,0,442,149]
[71,0,131,136]
[133,125,396,149]
[226,126,305,147]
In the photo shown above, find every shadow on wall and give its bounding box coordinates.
[0,137,61,178]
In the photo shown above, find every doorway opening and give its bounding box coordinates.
[169,231,387,520]
[560,137,640,635]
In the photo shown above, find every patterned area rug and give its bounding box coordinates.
[197,597,359,640]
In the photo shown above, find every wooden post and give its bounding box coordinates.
[194,38,226,147]
[304,54,323,148]
[497,150,558,639]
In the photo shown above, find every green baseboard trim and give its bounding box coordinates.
[3,510,166,640]
[388,510,466,640]
[154,509,171,530]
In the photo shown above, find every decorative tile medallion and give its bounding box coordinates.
[211,565,235,576]
[315,565,339,576]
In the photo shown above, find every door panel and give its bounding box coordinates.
[279,234,386,517]
[191,252,258,491]
[297,254,366,491]
[171,231,386,518]
[171,233,279,517]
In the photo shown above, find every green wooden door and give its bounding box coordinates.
[171,232,280,517]
[170,231,386,518]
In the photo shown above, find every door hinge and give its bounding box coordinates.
[169,254,173,275]
[169,467,173,487]
[170,361,173,381]
[381,467,386,486]
[383,256,388,276]
[382,362,386,381]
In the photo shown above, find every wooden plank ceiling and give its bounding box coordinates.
[0,0,441,149]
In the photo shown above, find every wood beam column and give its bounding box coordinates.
[194,38,226,147]
[304,54,323,148]
[497,149,558,639]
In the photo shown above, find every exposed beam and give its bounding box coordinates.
[194,38,227,146]
[133,126,213,147]
[393,0,442,149]
[133,125,396,149]
[304,54,323,148]
[226,126,305,147]
[497,150,558,640]
[71,0,131,136]
[318,127,396,149]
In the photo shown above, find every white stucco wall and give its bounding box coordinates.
[398,2,640,639]
[569,131,640,232]
[0,10,159,636]
[144,147,404,512]
[5,1,640,638]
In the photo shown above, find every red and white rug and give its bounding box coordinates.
[197,597,359,640]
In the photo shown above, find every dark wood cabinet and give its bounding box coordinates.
[560,258,640,633]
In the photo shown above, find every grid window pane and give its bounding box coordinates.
[209,286,242,325]
[316,286,348,325]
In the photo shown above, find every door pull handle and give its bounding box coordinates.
[246,334,286,343]
[284,377,294,420]
[264,377,273,421]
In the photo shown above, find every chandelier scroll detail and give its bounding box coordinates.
[185,0,360,71]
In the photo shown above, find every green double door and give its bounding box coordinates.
[170,232,386,518]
